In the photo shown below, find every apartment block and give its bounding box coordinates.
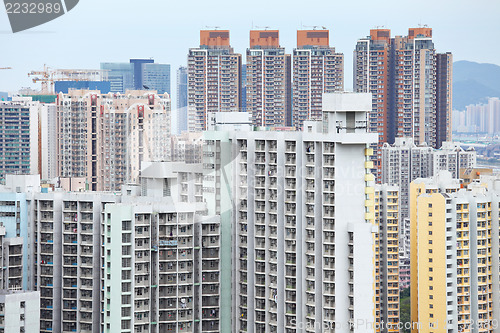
[433,142,476,179]
[246,30,291,127]
[187,30,242,131]
[381,138,476,260]
[40,103,58,180]
[0,97,39,181]
[292,29,344,128]
[101,200,220,333]
[228,93,377,332]
[374,185,400,332]
[139,161,204,204]
[0,290,40,333]
[56,89,171,191]
[0,174,41,290]
[32,191,120,333]
[410,172,500,333]
[170,132,203,164]
[354,27,453,150]
[0,232,23,291]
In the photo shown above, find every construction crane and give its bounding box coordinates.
[255,26,271,30]
[205,26,220,30]
[0,67,12,70]
[28,64,53,94]
[28,65,109,94]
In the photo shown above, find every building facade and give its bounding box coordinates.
[101,201,220,333]
[410,172,500,333]
[381,138,476,260]
[187,30,242,132]
[246,30,291,127]
[292,29,344,129]
[32,191,120,333]
[56,89,171,191]
[354,27,453,150]
[229,93,378,332]
[101,60,170,94]
[374,184,400,331]
[0,97,39,181]
[0,290,40,333]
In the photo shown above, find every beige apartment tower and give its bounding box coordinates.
[292,29,344,129]
[187,30,242,132]
[246,30,292,127]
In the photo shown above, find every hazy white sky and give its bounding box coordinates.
[0,0,499,105]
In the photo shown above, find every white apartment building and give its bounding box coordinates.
[227,93,378,332]
[40,103,57,180]
[0,290,40,333]
[32,191,121,333]
[101,200,220,333]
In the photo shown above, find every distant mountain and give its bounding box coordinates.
[453,60,500,110]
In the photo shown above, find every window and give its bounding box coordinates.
[122,221,131,231]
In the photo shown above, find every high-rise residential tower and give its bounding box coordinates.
[410,172,500,333]
[354,27,453,151]
[246,30,291,127]
[56,90,171,191]
[292,29,344,129]
[229,93,378,332]
[0,97,39,181]
[381,138,476,261]
[187,30,242,132]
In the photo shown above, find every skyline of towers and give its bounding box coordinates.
[186,28,346,131]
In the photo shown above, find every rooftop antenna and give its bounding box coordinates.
[303,25,320,30]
